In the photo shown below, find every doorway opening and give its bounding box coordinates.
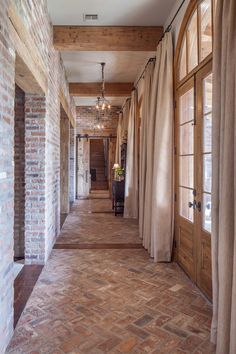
[60,105,70,228]
[14,84,25,277]
[90,139,108,191]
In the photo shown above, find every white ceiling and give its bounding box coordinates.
[48,0,176,26]
[47,0,177,106]
[61,51,156,83]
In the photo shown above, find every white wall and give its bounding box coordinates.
[164,0,190,47]
[134,0,190,87]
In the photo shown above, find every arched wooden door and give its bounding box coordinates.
[175,0,214,299]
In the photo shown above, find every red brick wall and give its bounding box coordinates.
[0,1,15,351]
[60,106,70,215]
[25,94,46,264]
[14,85,25,259]
[0,0,76,351]
[11,0,76,262]
[70,125,76,203]
[76,106,120,135]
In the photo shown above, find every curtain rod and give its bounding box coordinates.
[134,0,187,89]
[134,57,156,88]
[165,0,187,33]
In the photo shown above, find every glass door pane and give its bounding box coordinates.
[202,73,212,232]
[179,35,187,80]
[187,10,198,72]
[178,86,195,222]
[200,0,212,60]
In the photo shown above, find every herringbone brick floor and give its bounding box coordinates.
[7,199,215,353]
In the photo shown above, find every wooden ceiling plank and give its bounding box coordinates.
[69,82,133,97]
[53,26,163,51]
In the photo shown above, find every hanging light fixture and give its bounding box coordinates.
[94,62,111,129]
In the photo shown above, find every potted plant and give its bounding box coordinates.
[113,163,125,181]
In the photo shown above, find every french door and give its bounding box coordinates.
[176,61,212,299]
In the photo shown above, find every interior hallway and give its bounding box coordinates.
[7,197,215,354]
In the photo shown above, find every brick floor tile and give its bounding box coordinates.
[134,314,154,327]
[117,336,138,352]
[163,324,189,338]
[155,314,172,327]
[126,324,150,339]
[6,199,214,354]
[97,336,121,352]
[60,335,83,353]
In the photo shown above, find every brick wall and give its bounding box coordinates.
[25,94,46,264]
[11,0,76,262]
[70,125,76,203]
[60,106,70,215]
[76,106,120,135]
[0,0,15,352]
[0,0,76,351]
[14,85,25,259]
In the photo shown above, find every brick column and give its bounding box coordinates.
[0,2,15,351]
[69,124,76,204]
[14,85,25,258]
[60,107,70,214]
[24,94,46,265]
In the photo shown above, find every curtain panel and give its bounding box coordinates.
[150,33,174,262]
[139,32,174,261]
[115,112,123,165]
[211,1,236,353]
[139,61,155,249]
[121,99,130,144]
[124,90,139,219]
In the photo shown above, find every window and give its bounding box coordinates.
[178,0,214,82]
[175,0,214,299]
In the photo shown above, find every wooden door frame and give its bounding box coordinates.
[195,60,213,299]
[175,77,197,282]
[174,0,214,299]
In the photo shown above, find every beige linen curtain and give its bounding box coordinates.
[124,90,139,219]
[139,32,174,261]
[211,1,236,353]
[139,61,155,248]
[115,112,122,165]
[121,99,130,143]
[150,33,174,262]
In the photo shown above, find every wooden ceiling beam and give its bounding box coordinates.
[59,89,76,128]
[53,26,163,51]
[69,82,133,97]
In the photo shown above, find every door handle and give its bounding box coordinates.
[188,200,196,209]
[196,201,201,212]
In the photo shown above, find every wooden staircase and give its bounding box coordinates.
[90,139,108,190]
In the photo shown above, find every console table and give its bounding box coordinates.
[112,180,125,216]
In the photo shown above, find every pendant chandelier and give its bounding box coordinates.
[94,62,111,129]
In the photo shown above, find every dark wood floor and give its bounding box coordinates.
[14,265,43,327]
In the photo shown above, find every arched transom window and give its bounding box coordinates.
[178,0,215,82]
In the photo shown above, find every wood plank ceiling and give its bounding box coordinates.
[48,0,177,106]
